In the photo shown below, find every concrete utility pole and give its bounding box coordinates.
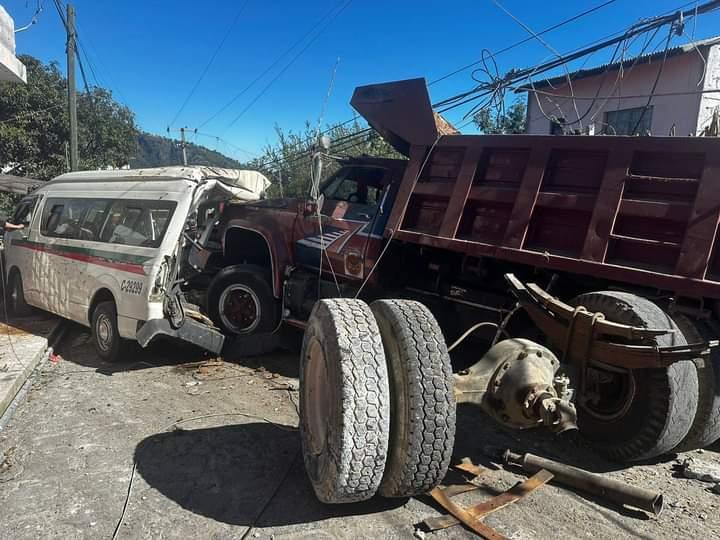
[167,127,196,166]
[180,127,188,166]
[66,4,78,171]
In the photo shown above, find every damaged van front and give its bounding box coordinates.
[4,166,269,362]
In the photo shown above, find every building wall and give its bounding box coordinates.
[697,45,720,134]
[524,47,717,137]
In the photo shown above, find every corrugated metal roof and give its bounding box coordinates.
[517,35,720,92]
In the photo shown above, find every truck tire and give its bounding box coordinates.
[671,314,720,451]
[572,291,698,462]
[91,301,130,363]
[370,299,456,498]
[8,270,31,316]
[207,264,278,335]
[299,299,390,504]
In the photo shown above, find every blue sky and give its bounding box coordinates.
[6,0,720,161]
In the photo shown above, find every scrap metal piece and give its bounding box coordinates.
[425,469,554,532]
[505,273,716,369]
[428,487,507,540]
[503,450,664,515]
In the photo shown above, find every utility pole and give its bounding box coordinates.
[66,4,78,171]
[167,127,196,166]
[180,127,188,166]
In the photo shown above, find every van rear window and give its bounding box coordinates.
[41,198,177,248]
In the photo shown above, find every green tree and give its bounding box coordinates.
[0,55,138,180]
[473,101,527,134]
[253,121,403,199]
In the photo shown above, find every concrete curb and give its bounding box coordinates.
[0,320,65,420]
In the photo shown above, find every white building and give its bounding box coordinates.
[522,36,720,137]
[0,5,26,84]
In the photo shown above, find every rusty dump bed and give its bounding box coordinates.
[385,135,720,298]
[350,79,720,299]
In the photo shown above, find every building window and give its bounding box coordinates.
[605,106,653,135]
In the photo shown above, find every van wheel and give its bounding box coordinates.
[91,301,129,363]
[571,291,698,462]
[8,271,31,316]
[207,265,278,335]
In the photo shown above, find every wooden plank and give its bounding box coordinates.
[502,146,551,249]
[385,144,428,236]
[439,146,484,239]
[580,145,633,262]
[675,151,720,279]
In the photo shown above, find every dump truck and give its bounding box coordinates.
[186,78,720,503]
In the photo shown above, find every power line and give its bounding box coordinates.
[253,0,720,174]
[198,1,347,129]
[246,0,629,169]
[223,0,353,132]
[428,0,618,87]
[434,0,720,117]
[168,0,251,128]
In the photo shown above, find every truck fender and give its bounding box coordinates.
[222,221,290,298]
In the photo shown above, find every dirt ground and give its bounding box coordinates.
[1,323,719,539]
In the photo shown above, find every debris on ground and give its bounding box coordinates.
[48,352,62,363]
[504,450,664,515]
[676,457,720,484]
[424,462,553,538]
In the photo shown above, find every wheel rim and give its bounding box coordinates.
[219,284,261,334]
[580,365,637,421]
[303,338,330,456]
[96,313,113,352]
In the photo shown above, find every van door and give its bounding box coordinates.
[36,198,92,318]
[4,195,41,305]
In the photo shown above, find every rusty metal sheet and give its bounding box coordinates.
[428,486,507,540]
[426,469,553,533]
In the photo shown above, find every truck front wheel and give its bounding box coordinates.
[571,291,699,462]
[207,265,279,335]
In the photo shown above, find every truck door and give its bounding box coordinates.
[294,165,388,281]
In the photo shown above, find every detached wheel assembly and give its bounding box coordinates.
[371,299,456,498]
[299,299,390,503]
[572,291,698,462]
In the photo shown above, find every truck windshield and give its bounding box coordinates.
[322,166,385,207]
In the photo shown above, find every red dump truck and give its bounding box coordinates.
[186,78,719,503]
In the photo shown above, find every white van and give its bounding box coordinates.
[3,166,269,361]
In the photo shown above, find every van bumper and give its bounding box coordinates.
[135,317,225,355]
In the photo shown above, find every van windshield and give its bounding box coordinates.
[41,198,177,248]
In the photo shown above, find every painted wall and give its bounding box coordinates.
[524,46,718,137]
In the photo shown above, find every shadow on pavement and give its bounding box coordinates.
[135,422,404,526]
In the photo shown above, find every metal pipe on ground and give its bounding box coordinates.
[503,450,663,515]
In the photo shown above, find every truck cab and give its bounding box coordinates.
[187,157,407,334]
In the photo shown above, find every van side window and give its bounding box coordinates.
[78,200,111,241]
[12,196,38,227]
[41,198,90,239]
[100,200,176,248]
